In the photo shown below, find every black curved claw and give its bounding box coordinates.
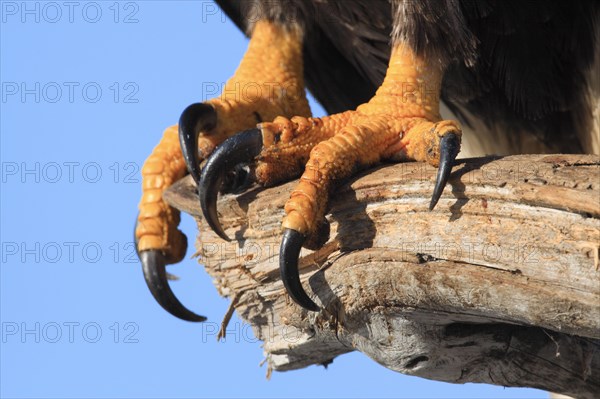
[429,133,461,211]
[140,250,207,322]
[199,128,263,241]
[279,229,320,311]
[179,103,217,184]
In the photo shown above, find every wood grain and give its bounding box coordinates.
[164,154,600,398]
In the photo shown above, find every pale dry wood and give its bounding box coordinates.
[164,154,600,398]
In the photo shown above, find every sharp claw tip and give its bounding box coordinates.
[140,249,207,322]
[429,132,461,212]
[216,230,231,242]
[280,229,320,312]
[428,200,437,211]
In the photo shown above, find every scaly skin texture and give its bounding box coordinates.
[136,20,310,262]
[254,44,462,242]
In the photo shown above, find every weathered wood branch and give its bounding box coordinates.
[165,154,600,398]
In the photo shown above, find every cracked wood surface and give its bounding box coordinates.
[164,154,600,398]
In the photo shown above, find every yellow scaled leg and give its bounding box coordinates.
[199,43,462,311]
[136,20,310,321]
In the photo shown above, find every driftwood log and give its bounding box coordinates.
[164,154,600,398]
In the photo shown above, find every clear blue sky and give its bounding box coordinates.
[1,2,548,398]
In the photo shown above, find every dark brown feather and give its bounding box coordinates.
[215,0,600,153]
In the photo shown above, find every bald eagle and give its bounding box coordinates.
[136,0,600,320]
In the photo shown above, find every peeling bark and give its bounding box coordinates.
[164,154,600,398]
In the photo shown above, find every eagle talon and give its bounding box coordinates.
[179,103,218,184]
[279,229,320,311]
[199,128,264,241]
[429,132,461,211]
[139,249,207,322]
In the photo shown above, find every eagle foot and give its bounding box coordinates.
[199,110,462,311]
[136,19,311,321]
